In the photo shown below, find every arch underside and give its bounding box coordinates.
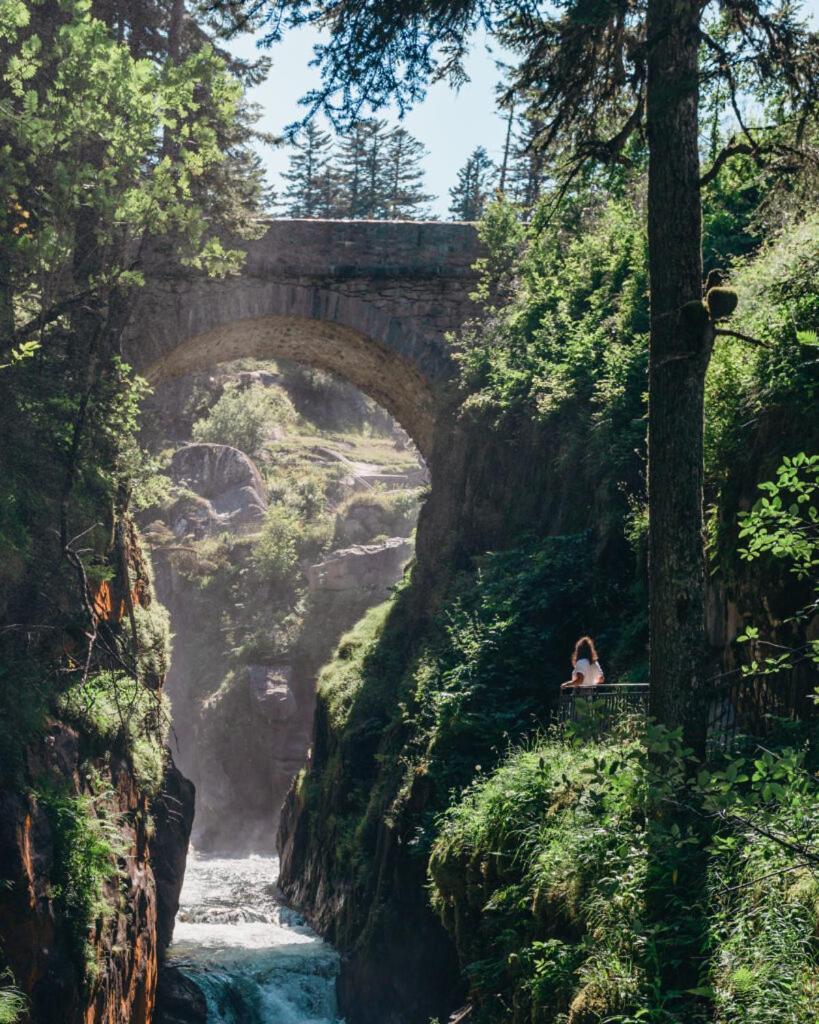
[144,315,438,459]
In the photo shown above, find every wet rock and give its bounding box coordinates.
[169,444,267,536]
[0,722,160,1024]
[151,757,195,956]
[307,538,413,593]
[154,965,207,1024]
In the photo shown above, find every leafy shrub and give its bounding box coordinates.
[252,506,302,581]
[192,382,296,454]
[429,722,819,1024]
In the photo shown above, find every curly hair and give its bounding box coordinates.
[572,635,598,666]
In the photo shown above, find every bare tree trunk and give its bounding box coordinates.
[646,0,712,750]
[498,104,514,194]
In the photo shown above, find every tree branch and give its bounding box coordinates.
[2,290,95,352]
[700,138,755,186]
[714,327,771,348]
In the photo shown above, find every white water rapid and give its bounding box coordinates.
[167,853,343,1024]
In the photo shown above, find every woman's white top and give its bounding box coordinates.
[574,658,604,684]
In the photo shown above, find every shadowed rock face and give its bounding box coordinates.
[0,723,160,1024]
[151,758,195,957]
[126,219,482,459]
[154,965,207,1024]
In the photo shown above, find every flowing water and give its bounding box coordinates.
[167,853,343,1024]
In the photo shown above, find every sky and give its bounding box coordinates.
[231,1,819,219]
[229,27,511,218]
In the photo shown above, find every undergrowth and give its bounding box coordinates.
[0,975,26,1024]
[428,723,819,1024]
[57,672,169,796]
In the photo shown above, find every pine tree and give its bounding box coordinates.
[280,122,335,217]
[382,127,434,219]
[336,119,390,218]
[506,113,547,209]
[448,147,495,221]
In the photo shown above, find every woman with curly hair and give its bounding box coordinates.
[561,635,605,689]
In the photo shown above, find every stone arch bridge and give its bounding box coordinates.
[127,219,481,459]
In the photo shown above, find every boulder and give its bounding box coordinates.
[235,369,280,389]
[154,965,207,1024]
[352,469,428,491]
[307,538,413,593]
[169,444,267,536]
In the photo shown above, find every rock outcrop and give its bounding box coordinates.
[154,966,208,1024]
[307,538,414,593]
[168,443,267,537]
[146,431,419,853]
[151,759,196,956]
[0,723,158,1024]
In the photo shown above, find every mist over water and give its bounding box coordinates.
[168,854,342,1024]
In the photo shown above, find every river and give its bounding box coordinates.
[166,853,343,1024]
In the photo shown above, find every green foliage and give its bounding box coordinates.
[449,146,495,221]
[57,672,169,796]
[192,382,296,454]
[429,723,819,1024]
[0,981,26,1024]
[281,118,433,219]
[735,453,819,678]
[317,600,396,730]
[738,453,818,581]
[1,0,249,332]
[37,783,123,985]
[704,214,819,496]
[252,505,302,581]
[300,532,636,899]
[455,195,649,553]
[0,654,51,787]
[133,600,173,685]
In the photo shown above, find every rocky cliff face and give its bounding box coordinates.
[0,724,192,1024]
[276,407,577,1024]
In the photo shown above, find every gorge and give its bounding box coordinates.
[1,2,818,1022]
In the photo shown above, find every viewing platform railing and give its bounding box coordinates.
[557,674,808,750]
[557,683,650,732]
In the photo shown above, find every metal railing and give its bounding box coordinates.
[705,671,802,752]
[556,674,808,750]
[557,683,650,733]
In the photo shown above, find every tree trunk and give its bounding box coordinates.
[168,0,185,64]
[645,0,712,749]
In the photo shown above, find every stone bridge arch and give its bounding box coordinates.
[126,219,481,459]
